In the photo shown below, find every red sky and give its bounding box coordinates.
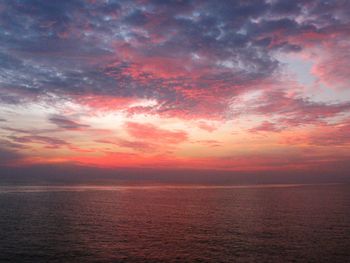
[0,0,350,177]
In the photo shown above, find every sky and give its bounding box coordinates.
[0,0,350,179]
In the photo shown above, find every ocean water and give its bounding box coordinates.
[0,184,349,262]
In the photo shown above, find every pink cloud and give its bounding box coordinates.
[249,121,283,133]
[96,138,157,152]
[76,95,136,112]
[244,90,350,127]
[126,122,188,144]
[311,42,350,89]
[197,121,217,132]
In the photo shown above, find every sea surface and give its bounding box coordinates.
[0,184,349,262]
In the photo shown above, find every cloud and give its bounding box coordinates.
[309,122,350,146]
[235,89,350,127]
[1,0,348,118]
[0,139,28,150]
[311,41,350,89]
[249,121,283,133]
[96,123,188,153]
[0,0,350,172]
[283,119,350,146]
[197,121,217,132]
[96,138,157,152]
[194,140,222,147]
[48,115,89,130]
[126,122,188,144]
[8,135,69,149]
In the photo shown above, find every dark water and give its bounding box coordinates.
[0,184,349,262]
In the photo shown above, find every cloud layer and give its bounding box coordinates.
[0,0,350,172]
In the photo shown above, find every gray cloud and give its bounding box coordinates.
[48,115,89,130]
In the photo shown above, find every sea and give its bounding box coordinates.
[0,183,349,262]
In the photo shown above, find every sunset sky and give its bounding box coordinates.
[1,0,350,176]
